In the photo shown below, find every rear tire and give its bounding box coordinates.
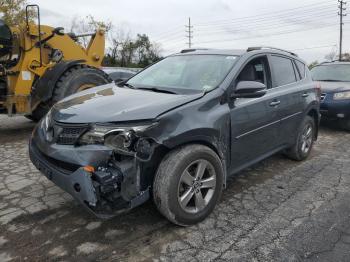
[153,144,223,226]
[284,115,315,161]
[29,65,111,121]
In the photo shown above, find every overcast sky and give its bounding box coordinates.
[32,0,348,63]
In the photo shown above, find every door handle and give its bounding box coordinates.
[302,93,309,98]
[269,100,281,107]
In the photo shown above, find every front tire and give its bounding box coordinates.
[153,144,224,226]
[285,115,315,161]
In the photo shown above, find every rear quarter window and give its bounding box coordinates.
[270,55,297,87]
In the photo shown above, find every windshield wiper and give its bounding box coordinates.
[137,87,177,94]
[124,83,136,89]
[116,81,136,89]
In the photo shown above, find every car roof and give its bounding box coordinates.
[174,49,246,56]
[172,47,304,62]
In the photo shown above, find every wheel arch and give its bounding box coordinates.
[149,135,228,188]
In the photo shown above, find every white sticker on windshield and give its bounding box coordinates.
[203,85,213,91]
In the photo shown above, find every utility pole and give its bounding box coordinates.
[338,0,347,61]
[185,17,193,48]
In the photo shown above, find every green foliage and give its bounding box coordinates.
[0,0,34,26]
[308,61,319,70]
[103,33,162,68]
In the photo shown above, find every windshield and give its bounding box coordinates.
[127,54,238,92]
[311,64,350,82]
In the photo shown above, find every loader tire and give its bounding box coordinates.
[52,64,112,102]
[29,65,111,121]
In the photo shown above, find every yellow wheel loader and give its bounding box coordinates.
[0,5,111,121]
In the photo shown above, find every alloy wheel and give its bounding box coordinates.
[177,159,216,214]
[301,123,313,154]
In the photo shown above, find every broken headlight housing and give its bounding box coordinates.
[79,124,156,157]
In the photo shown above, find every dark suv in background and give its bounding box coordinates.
[311,61,350,130]
[29,47,320,226]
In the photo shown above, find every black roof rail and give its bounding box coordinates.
[247,46,298,57]
[180,48,210,53]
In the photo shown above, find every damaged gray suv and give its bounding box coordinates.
[29,47,320,226]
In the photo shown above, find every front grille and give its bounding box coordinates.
[54,123,88,145]
[320,93,326,102]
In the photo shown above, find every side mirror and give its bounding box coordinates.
[231,81,267,99]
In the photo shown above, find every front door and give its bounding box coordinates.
[229,55,281,173]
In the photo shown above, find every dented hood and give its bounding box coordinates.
[52,84,203,123]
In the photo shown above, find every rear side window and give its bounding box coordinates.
[270,56,297,87]
[295,60,306,79]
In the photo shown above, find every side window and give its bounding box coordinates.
[295,60,306,79]
[270,56,297,87]
[237,56,271,88]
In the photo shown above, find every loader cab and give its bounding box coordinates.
[0,19,12,64]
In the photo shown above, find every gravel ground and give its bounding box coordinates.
[0,116,350,261]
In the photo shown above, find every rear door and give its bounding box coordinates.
[268,55,305,145]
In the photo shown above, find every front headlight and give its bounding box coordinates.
[333,91,350,100]
[78,123,156,152]
[41,109,52,131]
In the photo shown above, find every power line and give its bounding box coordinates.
[153,2,335,42]
[291,44,337,51]
[156,2,338,48]
[161,22,339,52]
[194,14,337,37]
[197,23,337,44]
[194,1,334,26]
[338,0,347,60]
[185,17,193,48]
[159,11,338,46]
[194,10,338,32]
[152,27,184,40]
[159,1,342,55]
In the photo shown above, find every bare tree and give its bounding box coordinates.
[69,15,112,48]
[324,51,337,61]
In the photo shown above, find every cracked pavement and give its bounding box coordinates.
[0,116,350,261]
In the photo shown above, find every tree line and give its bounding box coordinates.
[308,51,350,69]
[69,15,162,68]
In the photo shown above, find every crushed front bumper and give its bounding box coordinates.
[29,139,150,218]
